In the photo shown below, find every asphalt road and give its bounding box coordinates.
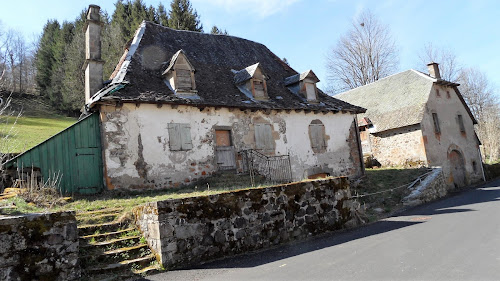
[141,179,500,281]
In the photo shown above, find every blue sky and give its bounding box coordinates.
[1,0,499,93]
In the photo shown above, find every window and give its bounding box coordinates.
[254,123,274,153]
[446,91,451,99]
[305,82,317,101]
[432,113,440,134]
[472,161,478,173]
[309,120,327,153]
[176,69,193,90]
[457,114,465,133]
[436,89,440,97]
[168,123,193,151]
[252,79,267,99]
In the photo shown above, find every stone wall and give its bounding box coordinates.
[370,125,427,167]
[134,177,359,269]
[0,212,80,281]
[403,168,448,206]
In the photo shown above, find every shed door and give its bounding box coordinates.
[215,130,236,170]
[74,114,103,193]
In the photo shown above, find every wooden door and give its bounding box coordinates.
[215,130,236,170]
[449,150,466,188]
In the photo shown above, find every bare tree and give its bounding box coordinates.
[480,104,500,163]
[418,43,461,82]
[327,10,399,94]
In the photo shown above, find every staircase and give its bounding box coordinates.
[77,208,162,280]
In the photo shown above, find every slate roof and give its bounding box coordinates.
[89,21,364,114]
[336,69,476,133]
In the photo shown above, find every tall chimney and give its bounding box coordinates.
[84,5,104,104]
[427,62,441,79]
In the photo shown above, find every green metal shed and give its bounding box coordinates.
[5,112,104,194]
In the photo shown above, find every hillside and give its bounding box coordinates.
[0,92,78,153]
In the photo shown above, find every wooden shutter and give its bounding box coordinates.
[309,123,326,152]
[432,113,440,133]
[180,124,193,150]
[176,69,192,89]
[168,123,181,151]
[255,123,274,152]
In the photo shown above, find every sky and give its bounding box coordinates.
[1,0,499,93]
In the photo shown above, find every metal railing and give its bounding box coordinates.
[238,149,292,186]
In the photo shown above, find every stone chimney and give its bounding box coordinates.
[427,62,441,79]
[84,5,104,104]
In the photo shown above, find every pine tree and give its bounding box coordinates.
[210,25,228,35]
[168,0,203,32]
[35,20,60,98]
[157,3,169,26]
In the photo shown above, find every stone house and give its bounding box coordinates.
[81,6,366,190]
[336,63,484,187]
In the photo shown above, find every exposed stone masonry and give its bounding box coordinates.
[134,177,359,269]
[0,211,80,281]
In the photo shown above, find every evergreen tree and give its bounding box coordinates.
[210,25,228,35]
[35,20,60,98]
[157,3,169,26]
[168,0,203,32]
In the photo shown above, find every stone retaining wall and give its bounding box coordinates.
[0,212,80,281]
[134,177,359,269]
[403,168,448,206]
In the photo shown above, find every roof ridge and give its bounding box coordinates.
[337,69,415,96]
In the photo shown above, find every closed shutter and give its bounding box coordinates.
[255,123,274,152]
[176,69,192,89]
[168,123,182,151]
[180,124,193,150]
[309,123,326,152]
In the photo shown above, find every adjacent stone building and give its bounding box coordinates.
[83,8,366,190]
[336,63,484,187]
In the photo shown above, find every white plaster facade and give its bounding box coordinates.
[99,103,362,189]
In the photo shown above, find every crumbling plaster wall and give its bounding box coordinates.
[369,125,427,166]
[99,103,361,189]
[422,84,483,185]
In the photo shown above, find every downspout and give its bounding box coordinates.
[354,115,365,176]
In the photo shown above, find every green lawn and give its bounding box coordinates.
[0,115,77,153]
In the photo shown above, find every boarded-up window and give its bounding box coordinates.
[309,120,327,153]
[254,123,274,153]
[253,80,266,99]
[305,82,317,101]
[168,123,193,151]
[176,69,192,90]
[432,113,440,134]
[458,114,465,133]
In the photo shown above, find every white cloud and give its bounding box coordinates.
[198,0,301,18]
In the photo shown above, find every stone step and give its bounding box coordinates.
[77,208,124,217]
[81,235,142,252]
[78,221,124,236]
[80,243,150,266]
[132,263,163,275]
[79,227,136,243]
[87,254,155,274]
[77,212,122,225]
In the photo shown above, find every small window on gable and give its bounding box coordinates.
[432,113,440,134]
[436,89,440,97]
[472,161,478,173]
[305,82,317,101]
[254,123,274,153]
[252,79,267,99]
[458,114,466,133]
[162,50,197,95]
[446,90,451,99]
[168,123,193,151]
[285,70,319,102]
[309,120,327,153]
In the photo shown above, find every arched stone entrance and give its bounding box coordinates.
[449,149,466,188]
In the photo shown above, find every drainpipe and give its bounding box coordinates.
[353,115,365,176]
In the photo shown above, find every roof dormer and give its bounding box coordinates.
[285,70,320,102]
[233,63,269,100]
[162,50,197,95]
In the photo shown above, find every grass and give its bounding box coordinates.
[0,115,77,153]
[353,166,431,221]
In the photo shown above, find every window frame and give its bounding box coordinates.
[309,120,327,153]
[432,112,441,134]
[457,114,466,133]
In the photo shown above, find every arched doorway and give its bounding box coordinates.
[449,149,466,188]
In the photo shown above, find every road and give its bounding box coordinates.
[141,179,500,281]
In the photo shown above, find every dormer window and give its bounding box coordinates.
[284,70,320,102]
[233,62,268,100]
[162,50,197,95]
